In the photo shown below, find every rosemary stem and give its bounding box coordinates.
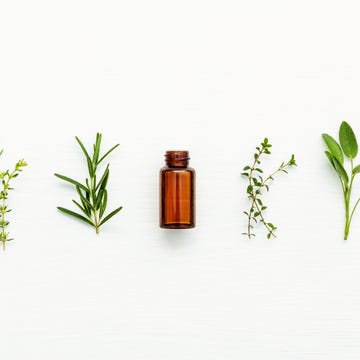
[90,174,100,234]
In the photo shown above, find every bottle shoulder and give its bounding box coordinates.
[160,167,195,173]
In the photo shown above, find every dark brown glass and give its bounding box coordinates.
[160,151,196,229]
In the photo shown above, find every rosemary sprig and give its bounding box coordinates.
[55,133,122,234]
[241,138,296,239]
[323,121,360,240]
[0,151,27,251]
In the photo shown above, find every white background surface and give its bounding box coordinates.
[1,1,360,359]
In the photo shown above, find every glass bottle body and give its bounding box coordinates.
[159,152,195,229]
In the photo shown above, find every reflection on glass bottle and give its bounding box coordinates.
[159,151,196,229]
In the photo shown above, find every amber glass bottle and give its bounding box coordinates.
[160,151,196,229]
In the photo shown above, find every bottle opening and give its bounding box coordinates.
[165,150,190,167]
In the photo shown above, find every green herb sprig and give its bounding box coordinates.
[55,133,122,234]
[0,151,27,251]
[242,138,296,239]
[323,121,360,240]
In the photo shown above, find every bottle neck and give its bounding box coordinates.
[165,151,190,168]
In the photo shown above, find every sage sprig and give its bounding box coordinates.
[242,138,296,239]
[0,151,27,251]
[323,121,360,240]
[55,133,122,234]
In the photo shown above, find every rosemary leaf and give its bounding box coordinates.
[55,133,121,234]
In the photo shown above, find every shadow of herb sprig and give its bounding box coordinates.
[55,133,122,234]
[0,151,27,251]
[241,138,296,239]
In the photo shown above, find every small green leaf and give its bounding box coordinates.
[339,121,358,159]
[86,156,94,178]
[72,199,88,215]
[57,207,94,226]
[76,186,92,213]
[333,157,349,184]
[100,190,107,219]
[97,144,120,165]
[99,206,122,226]
[242,138,295,240]
[54,173,88,192]
[353,164,360,174]
[324,151,335,169]
[95,165,109,192]
[75,136,92,162]
[322,134,344,164]
[95,189,105,210]
[253,178,260,186]
[93,133,102,165]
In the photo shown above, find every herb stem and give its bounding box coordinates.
[247,145,276,237]
[1,177,9,251]
[1,169,17,250]
[246,146,267,238]
[349,197,360,232]
[1,187,6,251]
[344,160,355,240]
[243,139,296,239]
[0,160,27,250]
[90,176,100,234]
[55,134,122,233]
[323,122,360,240]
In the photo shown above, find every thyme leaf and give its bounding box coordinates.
[0,154,27,250]
[242,138,296,239]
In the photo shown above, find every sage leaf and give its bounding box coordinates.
[333,157,349,184]
[323,121,360,240]
[322,134,344,164]
[324,151,335,169]
[353,164,360,175]
[339,121,358,159]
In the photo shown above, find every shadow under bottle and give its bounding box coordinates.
[159,151,196,229]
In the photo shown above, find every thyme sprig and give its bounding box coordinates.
[55,133,122,234]
[242,138,296,239]
[0,151,27,251]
